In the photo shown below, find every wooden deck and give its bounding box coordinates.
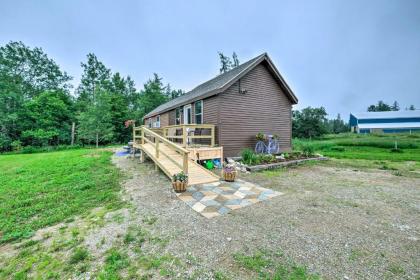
[133,126,220,186]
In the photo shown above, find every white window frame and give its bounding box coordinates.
[154,115,161,128]
[183,104,192,124]
[194,100,203,124]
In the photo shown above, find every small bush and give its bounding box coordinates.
[241,148,257,165]
[390,148,403,153]
[301,144,315,157]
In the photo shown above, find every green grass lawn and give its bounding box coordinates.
[293,132,420,161]
[0,149,122,244]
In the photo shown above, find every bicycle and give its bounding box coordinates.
[254,134,280,154]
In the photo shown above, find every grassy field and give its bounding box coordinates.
[0,149,122,244]
[293,132,420,162]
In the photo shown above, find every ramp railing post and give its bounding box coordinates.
[182,125,187,147]
[183,152,188,174]
[156,139,160,158]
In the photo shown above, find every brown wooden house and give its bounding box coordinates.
[144,53,298,157]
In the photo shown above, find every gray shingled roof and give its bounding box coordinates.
[144,53,296,118]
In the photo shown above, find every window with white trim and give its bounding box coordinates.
[176,108,182,125]
[154,115,160,128]
[194,100,203,124]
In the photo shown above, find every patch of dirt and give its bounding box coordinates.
[112,156,420,279]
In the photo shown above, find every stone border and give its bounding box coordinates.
[243,156,329,172]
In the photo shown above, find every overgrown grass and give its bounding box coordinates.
[0,149,122,243]
[293,132,420,161]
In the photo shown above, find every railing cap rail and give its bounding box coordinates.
[138,126,189,154]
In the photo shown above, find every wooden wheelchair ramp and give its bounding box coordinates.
[133,126,219,186]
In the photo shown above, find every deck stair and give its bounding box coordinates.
[133,126,219,186]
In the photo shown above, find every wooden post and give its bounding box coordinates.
[182,125,187,147]
[71,122,75,146]
[156,139,160,158]
[183,152,188,174]
[211,126,215,147]
[140,149,144,163]
[141,128,145,145]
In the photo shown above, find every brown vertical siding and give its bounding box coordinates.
[203,96,220,145]
[160,112,169,127]
[168,109,176,125]
[219,62,292,157]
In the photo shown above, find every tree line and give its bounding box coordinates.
[367,100,415,112]
[0,41,183,151]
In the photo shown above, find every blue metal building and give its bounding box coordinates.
[349,111,420,133]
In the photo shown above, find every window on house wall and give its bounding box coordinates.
[176,107,182,125]
[148,118,152,128]
[155,115,160,128]
[194,100,203,124]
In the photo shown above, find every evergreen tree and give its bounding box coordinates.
[136,73,168,117]
[76,53,111,106]
[367,100,392,112]
[391,101,400,111]
[232,52,240,67]
[408,105,416,110]
[218,52,232,73]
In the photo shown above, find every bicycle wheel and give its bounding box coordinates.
[255,141,266,154]
[267,139,280,154]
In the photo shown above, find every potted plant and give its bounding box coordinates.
[172,172,188,193]
[256,132,266,141]
[222,164,237,182]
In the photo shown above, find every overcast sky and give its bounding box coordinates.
[1,0,419,119]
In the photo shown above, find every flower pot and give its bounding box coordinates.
[172,180,187,193]
[223,171,237,182]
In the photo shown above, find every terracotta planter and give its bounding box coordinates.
[172,180,187,193]
[223,171,237,182]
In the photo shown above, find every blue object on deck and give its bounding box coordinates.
[115,151,129,157]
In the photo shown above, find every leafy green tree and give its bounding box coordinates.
[77,88,114,147]
[292,107,328,138]
[20,91,73,146]
[0,41,72,150]
[0,41,71,98]
[367,100,392,112]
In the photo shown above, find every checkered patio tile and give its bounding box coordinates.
[175,179,283,218]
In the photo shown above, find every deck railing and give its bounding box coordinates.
[133,125,190,174]
[162,124,216,147]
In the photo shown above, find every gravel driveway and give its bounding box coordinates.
[114,156,420,279]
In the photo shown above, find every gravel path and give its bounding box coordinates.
[113,156,420,279]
